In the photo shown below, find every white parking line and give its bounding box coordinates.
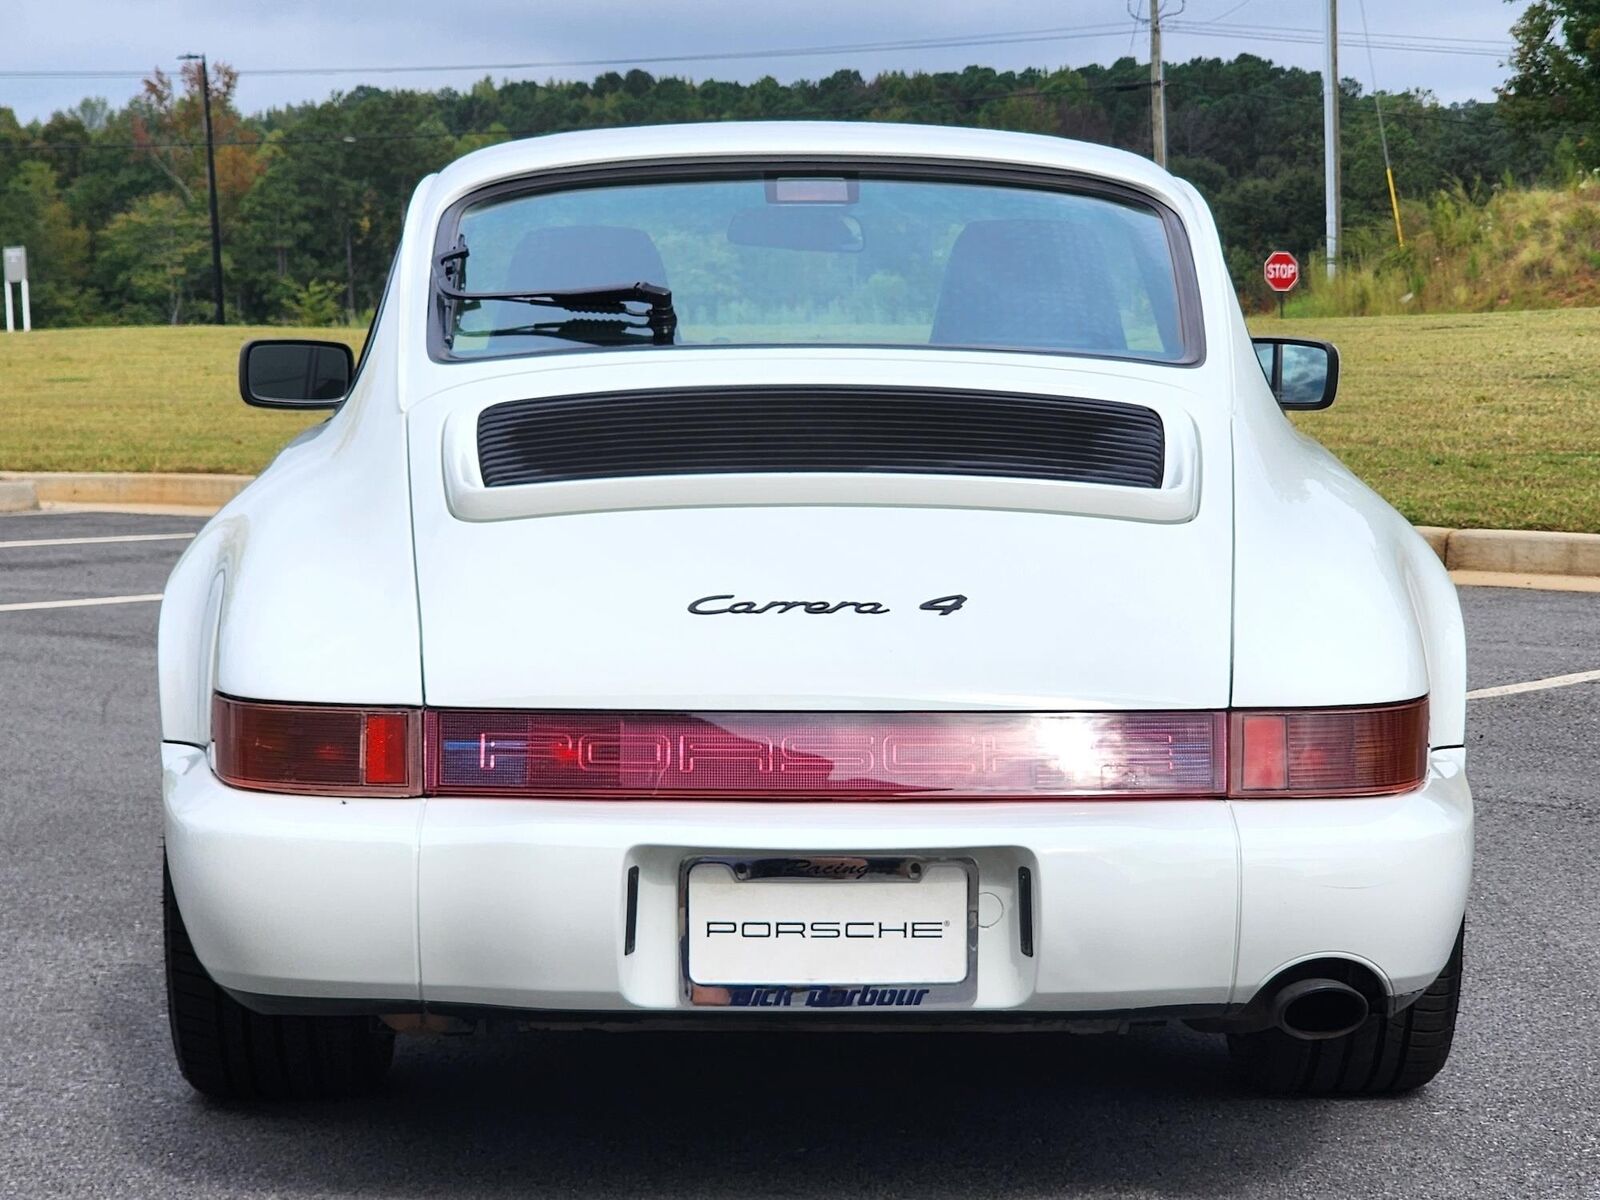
[1467,669,1600,700]
[0,593,163,613]
[0,533,196,550]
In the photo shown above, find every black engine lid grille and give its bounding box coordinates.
[476,386,1166,490]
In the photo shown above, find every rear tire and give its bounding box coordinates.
[1228,924,1464,1096]
[164,860,394,1100]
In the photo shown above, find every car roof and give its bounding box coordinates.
[422,121,1195,217]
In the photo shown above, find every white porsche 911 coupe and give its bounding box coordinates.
[159,121,1470,1101]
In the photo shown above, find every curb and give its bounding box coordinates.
[0,471,253,509]
[0,480,39,513]
[1414,526,1452,561]
[1,472,1597,579]
[1416,525,1600,576]
[1447,529,1600,577]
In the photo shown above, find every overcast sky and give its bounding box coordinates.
[3,0,1531,125]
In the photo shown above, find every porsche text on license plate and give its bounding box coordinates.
[682,857,975,1000]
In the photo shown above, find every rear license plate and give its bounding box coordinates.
[682,856,975,1002]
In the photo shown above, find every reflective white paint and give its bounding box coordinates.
[162,744,422,1002]
[410,354,1234,711]
[163,742,1471,1010]
[158,122,1471,1018]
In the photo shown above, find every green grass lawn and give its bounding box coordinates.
[0,326,363,476]
[1259,310,1600,533]
[1,314,1596,530]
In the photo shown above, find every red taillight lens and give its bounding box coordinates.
[1237,714,1289,791]
[1228,698,1428,798]
[363,713,410,785]
[424,710,1228,800]
[212,696,420,796]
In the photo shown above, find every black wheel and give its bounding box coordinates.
[1228,924,1464,1096]
[164,860,394,1100]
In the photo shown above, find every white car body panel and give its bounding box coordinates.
[159,121,1471,1024]
[163,744,423,1001]
[164,741,1472,1009]
[1227,299,1465,744]
[158,310,423,746]
[408,353,1233,711]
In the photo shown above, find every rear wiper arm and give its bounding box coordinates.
[434,241,676,345]
[453,317,670,348]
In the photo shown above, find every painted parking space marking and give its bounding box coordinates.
[0,532,196,550]
[0,593,163,613]
[1467,669,1600,700]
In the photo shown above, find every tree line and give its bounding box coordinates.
[0,34,1584,328]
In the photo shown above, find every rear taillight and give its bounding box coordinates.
[1228,698,1428,798]
[209,696,1427,801]
[212,695,421,796]
[424,710,1228,800]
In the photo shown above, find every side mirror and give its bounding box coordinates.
[239,339,353,408]
[1252,337,1339,410]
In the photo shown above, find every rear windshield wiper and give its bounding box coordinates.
[452,317,673,349]
[434,239,676,346]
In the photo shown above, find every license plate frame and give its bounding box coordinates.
[679,855,979,1010]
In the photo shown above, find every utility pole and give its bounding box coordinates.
[1323,0,1341,279]
[1149,0,1167,167]
[346,225,356,323]
[181,53,226,323]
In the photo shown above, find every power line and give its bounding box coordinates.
[1177,20,1508,47]
[1211,22,1508,47]
[0,20,1517,82]
[1190,0,1262,25]
[1165,21,1511,58]
[0,23,1137,80]
[2,58,1568,159]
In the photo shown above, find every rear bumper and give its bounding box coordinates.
[162,743,1472,1016]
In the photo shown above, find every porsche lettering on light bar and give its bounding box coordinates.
[424,710,1228,800]
[210,696,1429,800]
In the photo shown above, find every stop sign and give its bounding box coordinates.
[1264,251,1300,293]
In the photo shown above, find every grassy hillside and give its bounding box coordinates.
[1287,184,1600,317]
[0,315,1596,531]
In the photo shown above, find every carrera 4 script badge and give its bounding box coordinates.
[688,593,967,616]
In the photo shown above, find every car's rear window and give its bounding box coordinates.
[435,171,1199,364]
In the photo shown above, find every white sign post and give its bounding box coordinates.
[3,246,30,333]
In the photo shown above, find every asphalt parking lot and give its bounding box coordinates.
[1,509,1596,1200]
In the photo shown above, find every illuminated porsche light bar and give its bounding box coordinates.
[425,710,1228,800]
[211,696,1429,801]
